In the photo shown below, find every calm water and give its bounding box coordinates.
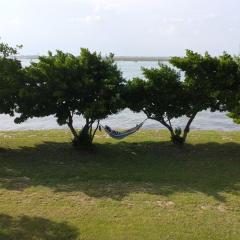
[0,60,239,131]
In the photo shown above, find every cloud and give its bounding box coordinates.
[69,15,102,23]
[157,25,177,36]
[8,17,22,25]
[228,26,240,33]
[93,0,122,14]
[186,13,218,24]
[162,17,185,23]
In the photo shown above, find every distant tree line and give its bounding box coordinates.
[0,42,239,149]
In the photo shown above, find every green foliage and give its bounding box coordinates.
[1,41,238,148]
[126,64,185,117]
[172,50,240,126]
[228,111,240,124]
[171,127,185,145]
[171,51,217,111]
[126,50,240,145]
[16,49,125,148]
[0,42,22,116]
[171,50,239,112]
[0,42,22,57]
[126,60,195,144]
[225,56,240,124]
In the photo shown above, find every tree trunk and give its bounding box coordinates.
[67,114,78,140]
[149,113,197,146]
[67,122,78,140]
[91,120,100,141]
[73,119,97,149]
[182,112,197,141]
[149,116,176,142]
[66,114,99,150]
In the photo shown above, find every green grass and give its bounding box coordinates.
[0,129,240,240]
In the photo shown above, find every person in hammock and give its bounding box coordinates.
[105,125,121,135]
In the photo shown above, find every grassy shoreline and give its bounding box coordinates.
[0,129,240,239]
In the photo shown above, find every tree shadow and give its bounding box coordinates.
[0,214,79,240]
[0,140,240,202]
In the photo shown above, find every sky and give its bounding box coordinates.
[0,0,240,56]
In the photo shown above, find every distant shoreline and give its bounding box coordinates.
[113,56,171,61]
[16,55,171,62]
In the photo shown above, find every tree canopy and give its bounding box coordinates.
[172,51,240,126]
[225,56,240,124]
[126,63,192,144]
[126,50,240,144]
[0,42,22,117]
[16,49,125,148]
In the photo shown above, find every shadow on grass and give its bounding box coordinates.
[0,214,79,240]
[0,140,240,202]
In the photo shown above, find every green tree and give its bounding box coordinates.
[0,42,22,117]
[126,64,190,145]
[172,51,240,127]
[126,50,231,145]
[16,49,125,149]
[224,55,240,124]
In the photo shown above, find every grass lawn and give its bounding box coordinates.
[0,129,240,240]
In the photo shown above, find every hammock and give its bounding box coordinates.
[100,119,148,139]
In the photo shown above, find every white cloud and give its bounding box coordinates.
[158,25,177,36]
[193,29,200,36]
[8,17,22,25]
[148,24,178,36]
[228,26,239,33]
[69,15,102,23]
[162,17,184,23]
[186,13,218,24]
[93,0,123,14]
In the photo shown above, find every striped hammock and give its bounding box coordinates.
[100,119,147,139]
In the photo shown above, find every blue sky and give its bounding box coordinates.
[0,0,239,56]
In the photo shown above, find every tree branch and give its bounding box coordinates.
[91,120,100,141]
[167,115,173,130]
[148,115,174,136]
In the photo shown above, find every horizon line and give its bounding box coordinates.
[15,55,172,61]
